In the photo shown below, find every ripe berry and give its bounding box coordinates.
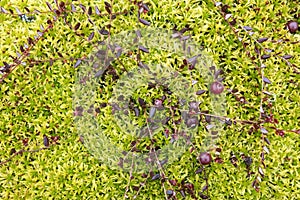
[199,152,212,165]
[210,81,224,94]
[287,21,299,33]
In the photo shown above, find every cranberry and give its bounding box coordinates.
[199,152,212,165]
[210,81,224,94]
[287,21,299,33]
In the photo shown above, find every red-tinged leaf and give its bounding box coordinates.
[104,1,111,7]
[263,76,271,84]
[74,22,80,30]
[71,4,76,12]
[54,0,58,7]
[88,18,94,25]
[95,6,101,15]
[257,37,268,43]
[169,179,177,186]
[261,54,271,59]
[254,46,260,55]
[88,32,95,41]
[196,90,206,95]
[74,59,81,68]
[105,6,111,14]
[57,52,63,58]
[221,4,230,13]
[264,137,270,145]
[3,61,10,68]
[282,55,293,59]
[200,194,209,199]
[243,26,252,31]
[252,180,257,188]
[139,18,150,26]
[10,148,16,155]
[51,135,60,142]
[99,28,109,35]
[139,46,149,53]
[24,7,30,13]
[54,9,61,15]
[276,129,285,137]
[88,7,92,15]
[22,138,29,146]
[260,152,265,161]
[28,37,34,45]
[59,2,65,9]
[46,2,53,11]
[43,135,49,147]
[20,45,25,52]
[229,18,237,25]
[79,4,86,13]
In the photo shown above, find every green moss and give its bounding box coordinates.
[0,0,299,199]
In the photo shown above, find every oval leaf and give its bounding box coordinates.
[243,26,252,31]
[88,7,92,15]
[46,2,53,11]
[79,4,86,12]
[263,77,271,84]
[282,55,293,59]
[43,135,49,147]
[95,6,101,15]
[151,173,160,180]
[74,22,80,30]
[71,4,76,12]
[139,45,149,53]
[74,59,82,68]
[88,32,95,41]
[257,37,268,43]
[196,90,206,95]
[264,137,270,145]
[261,54,271,59]
[99,28,109,35]
[139,18,151,26]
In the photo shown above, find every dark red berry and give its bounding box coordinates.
[287,21,299,33]
[210,81,224,94]
[199,152,212,165]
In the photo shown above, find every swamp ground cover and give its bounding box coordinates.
[0,0,299,199]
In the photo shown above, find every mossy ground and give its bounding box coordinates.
[0,0,299,199]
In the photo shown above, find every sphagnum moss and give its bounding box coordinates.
[0,0,299,199]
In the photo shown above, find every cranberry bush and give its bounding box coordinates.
[0,0,299,199]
